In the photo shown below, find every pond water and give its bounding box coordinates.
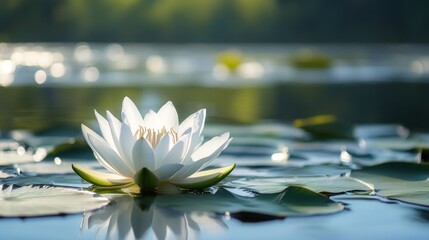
[0,43,429,239]
[1,43,429,129]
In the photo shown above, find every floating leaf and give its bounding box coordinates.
[230,164,351,178]
[0,171,15,179]
[225,176,374,194]
[0,185,109,217]
[351,162,429,206]
[289,50,332,69]
[0,174,89,188]
[364,138,429,151]
[154,186,344,217]
[354,124,409,139]
[0,151,38,166]
[17,161,100,175]
[217,50,243,71]
[294,115,353,139]
[46,140,90,159]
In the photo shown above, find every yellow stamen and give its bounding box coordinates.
[134,126,178,148]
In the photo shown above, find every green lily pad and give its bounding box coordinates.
[230,164,351,178]
[0,151,38,166]
[351,162,429,206]
[294,115,353,139]
[0,185,109,217]
[364,138,429,151]
[154,186,344,217]
[0,173,87,187]
[46,140,90,159]
[289,50,332,69]
[224,176,374,194]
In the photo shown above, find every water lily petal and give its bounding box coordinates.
[93,152,120,175]
[169,157,209,181]
[191,132,230,163]
[94,110,117,152]
[106,111,126,158]
[119,122,136,167]
[172,164,236,190]
[190,110,205,139]
[106,111,136,171]
[72,164,133,187]
[180,110,206,164]
[142,110,163,131]
[122,96,143,134]
[154,134,173,163]
[200,137,233,170]
[178,109,206,137]
[158,130,192,168]
[157,101,179,132]
[172,133,231,180]
[88,134,135,177]
[81,124,121,175]
[132,138,156,172]
[159,141,185,167]
[154,163,183,180]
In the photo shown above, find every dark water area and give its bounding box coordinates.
[1,81,429,131]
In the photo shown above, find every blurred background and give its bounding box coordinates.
[1,0,429,131]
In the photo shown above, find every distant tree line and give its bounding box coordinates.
[1,0,428,43]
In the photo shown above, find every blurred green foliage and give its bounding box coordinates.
[217,50,243,71]
[1,0,428,42]
[289,50,332,69]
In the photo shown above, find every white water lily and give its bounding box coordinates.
[72,97,234,191]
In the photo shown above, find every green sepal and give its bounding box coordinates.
[174,164,236,190]
[72,164,133,188]
[134,167,160,192]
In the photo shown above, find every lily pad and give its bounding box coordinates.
[155,186,344,217]
[294,115,353,139]
[0,185,110,217]
[230,164,351,178]
[0,171,15,178]
[224,176,374,194]
[351,162,429,206]
[0,151,40,166]
[0,174,89,188]
[46,140,91,159]
[364,138,429,151]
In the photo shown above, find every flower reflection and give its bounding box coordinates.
[81,195,227,240]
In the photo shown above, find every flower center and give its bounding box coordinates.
[134,126,178,148]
